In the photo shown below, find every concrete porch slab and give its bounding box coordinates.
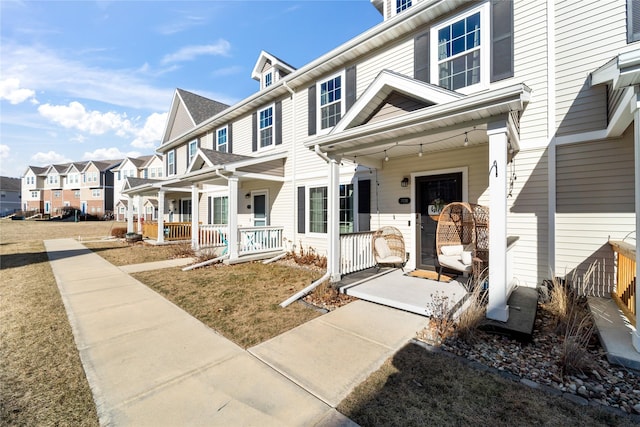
[589,297,640,371]
[482,286,538,341]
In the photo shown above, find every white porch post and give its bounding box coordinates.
[136,195,143,233]
[191,184,200,250]
[487,119,510,322]
[632,100,640,352]
[228,176,239,260]
[157,190,165,244]
[127,195,134,233]
[328,157,341,282]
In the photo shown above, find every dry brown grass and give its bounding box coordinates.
[83,240,194,266]
[0,218,117,243]
[338,342,631,426]
[0,238,99,426]
[132,262,323,348]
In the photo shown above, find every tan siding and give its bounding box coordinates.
[555,0,626,136]
[555,128,634,296]
[169,102,195,140]
[357,39,414,97]
[175,145,188,176]
[367,92,431,125]
[609,87,626,125]
[230,115,253,156]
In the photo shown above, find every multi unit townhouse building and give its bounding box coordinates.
[117,0,640,350]
[112,154,164,221]
[22,160,118,218]
[0,176,22,216]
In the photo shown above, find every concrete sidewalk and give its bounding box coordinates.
[45,238,429,426]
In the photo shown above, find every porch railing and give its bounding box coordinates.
[609,240,636,326]
[199,225,228,249]
[142,221,191,241]
[142,221,158,239]
[340,231,376,275]
[239,226,284,255]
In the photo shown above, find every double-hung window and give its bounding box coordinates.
[188,140,198,165]
[31,191,38,198]
[396,0,411,14]
[318,73,343,131]
[339,184,354,234]
[92,189,101,197]
[431,3,488,93]
[258,106,274,149]
[167,150,175,176]
[309,186,328,234]
[217,126,228,153]
[212,196,228,225]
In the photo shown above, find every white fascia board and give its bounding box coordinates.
[222,150,288,170]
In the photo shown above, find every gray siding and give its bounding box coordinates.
[169,102,196,141]
[367,92,431,125]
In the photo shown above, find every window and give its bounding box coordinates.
[150,168,156,178]
[396,0,411,14]
[319,74,343,130]
[188,140,198,164]
[258,106,273,149]
[339,184,354,234]
[156,167,163,178]
[92,189,101,197]
[309,186,328,234]
[628,0,640,43]
[31,191,38,198]
[217,127,228,153]
[74,191,80,198]
[212,196,228,225]
[167,151,175,176]
[263,71,273,89]
[53,191,61,198]
[431,4,488,92]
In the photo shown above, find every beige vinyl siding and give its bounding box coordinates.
[175,145,188,176]
[555,127,634,296]
[506,148,549,287]
[368,92,431,125]
[357,39,414,97]
[608,86,627,125]
[230,115,253,156]
[169,102,195,141]
[511,0,548,143]
[554,0,626,136]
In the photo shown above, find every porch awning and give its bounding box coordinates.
[306,81,531,161]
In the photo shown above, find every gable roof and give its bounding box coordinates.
[0,176,21,192]
[123,177,164,191]
[187,148,253,173]
[24,166,48,176]
[251,50,297,81]
[177,89,230,125]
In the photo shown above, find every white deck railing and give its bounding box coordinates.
[340,231,376,275]
[239,226,284,255]
[199,224,229,249]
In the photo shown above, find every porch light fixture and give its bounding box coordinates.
[418,144,423,157]
[401,177,409,187]
[384,150,389,162]
[464,132,469,147]
[245,193,251,199]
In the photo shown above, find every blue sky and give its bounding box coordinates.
[0,0,382,178]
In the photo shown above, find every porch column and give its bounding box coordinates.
[632,99,640,352]
[487,119,510,322]
[127,195,134,233]
[191,184,200,250]
[328,157,341,282]
[136,195,143,234]
[157,190,165,244]
[228,176,239,260]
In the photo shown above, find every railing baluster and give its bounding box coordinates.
[609,240,636,326]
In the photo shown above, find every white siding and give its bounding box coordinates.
[357,38,414,96]
[555,127,634,296]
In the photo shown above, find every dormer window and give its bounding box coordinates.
[263,71,273,89]
[396,0,411,14]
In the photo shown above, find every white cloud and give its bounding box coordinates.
[0,144,10,159]
[131,112,167,149]
[38,101,136,136]
[212,65,243,77]
[31,150,71,165]
[158,15,207,35]
[0,78,37,104]
[82,147,141,161]
[161,39,231,64]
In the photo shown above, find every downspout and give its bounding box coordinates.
[283,81,297,252]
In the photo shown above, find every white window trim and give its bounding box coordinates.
[251,189,269,227]
[167,150,176,176]
[338,180,358,234]
[306,183,329,237]
[211,194,229,225]
[392,0,412,17]
[262,70,273,89]
[429,2,490,95]
[257,104,276,152]
[316,70,346,136]
[216,125,228,152]
[188,140,198,165]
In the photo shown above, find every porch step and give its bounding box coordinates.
[224,251,286,265]
[481,286,538,342]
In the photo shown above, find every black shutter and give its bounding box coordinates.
[252,112,258,152]
[228,123,233,153]
[308,85,316,136]
[275,101,282,145]
[208,196,212,224]
[297,186,305,234]
[628,0,640,43]
[345,65,357,111]
[491,0,514,82]
[358,179,371,232]
[414,32,430,83]
[165,153,168,176]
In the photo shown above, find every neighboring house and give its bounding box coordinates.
[0,176,22,216]
[113,155,163,221]
[123,0,640,350]
[21,159,119,218]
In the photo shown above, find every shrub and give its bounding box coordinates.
[169,243,195,259]
[456,269,489,343]
[418,291,456,346]
[289,243,327,269]
[111,227,127,238]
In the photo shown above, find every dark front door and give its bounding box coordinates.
[415,173,463,270]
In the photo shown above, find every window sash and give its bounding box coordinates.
[188,140,198,163]
[217,127,228,152]
[309,186,328,234]
[259,107,273,148]
[168,151,175,175]
[320,76,342,129]
[436,11,481,91]
[396,0,411,13]
[339,184,354,234]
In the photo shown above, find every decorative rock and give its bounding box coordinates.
[578,386,589,398]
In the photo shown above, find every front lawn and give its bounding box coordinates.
[83,240,193,266]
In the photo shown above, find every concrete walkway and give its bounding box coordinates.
[45,238,429,426]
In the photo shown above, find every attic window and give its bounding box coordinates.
[396,0,411,14]
[263,71,273,89]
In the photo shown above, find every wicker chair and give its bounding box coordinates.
[435,202,489,281]
[372,226,407,271]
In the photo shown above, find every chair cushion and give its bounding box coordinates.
[440,245,464,256]
[461,251,473,265]
[377,255,404,264]
[438,255,472,273]
[374,237,392,259]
